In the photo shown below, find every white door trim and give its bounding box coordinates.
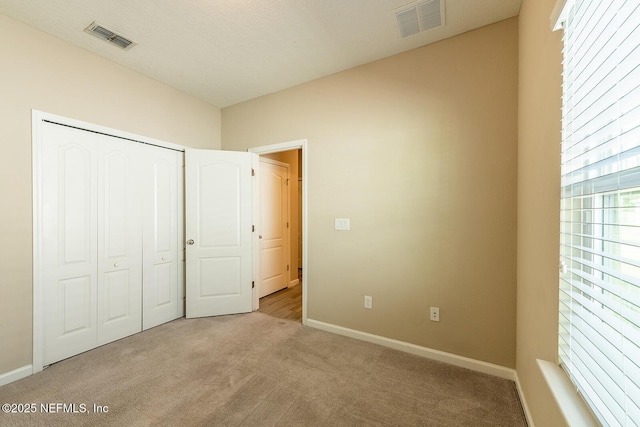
[248,140,308,325]
[32,110,186,373]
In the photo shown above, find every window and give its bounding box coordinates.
[557,0,640,425]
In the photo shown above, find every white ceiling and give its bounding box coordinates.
[0,0,522,108]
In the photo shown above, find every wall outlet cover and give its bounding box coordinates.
[364,295,373,309]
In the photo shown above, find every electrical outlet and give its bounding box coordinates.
[364,295,373,309]
[430,307,440,322]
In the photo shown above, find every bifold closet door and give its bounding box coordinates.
[42,124,143,364]
[40,121,182,365]
[142,145,181,330]
[96,135,143,346]
[42,123,100,365]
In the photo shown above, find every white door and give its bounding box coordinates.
[142,145,181,329]
[42,123,100,364]
[298,178,303,269]
[259,159,289,298]
[96,135,143,345]
[42,125,146,363]
[185,149,255,318]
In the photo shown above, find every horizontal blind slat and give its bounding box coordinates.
[569,352,625,424]
[569,312,625,372]
[559,232,640,250]
[565,255,640,296]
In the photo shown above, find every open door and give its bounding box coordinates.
[185,149,256,318]
[258,158,290,298]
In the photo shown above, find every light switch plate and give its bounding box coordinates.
[335,218,351,230]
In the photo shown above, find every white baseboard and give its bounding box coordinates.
[288,279,300,287]
[306,318,516,381]
[0,365,32,387]
[515,371,536,427]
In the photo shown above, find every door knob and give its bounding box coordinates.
[114,263,119,267]
[187,239,195,245]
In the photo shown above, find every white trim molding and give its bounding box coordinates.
[514,372,536,427]
[537,359,599,426]
[306,318,516,381]
[249,140,307,155]
[0,365,33,387]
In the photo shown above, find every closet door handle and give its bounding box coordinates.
[114,263,119,267]
[187,239,195,245]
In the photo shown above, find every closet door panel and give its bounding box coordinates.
[104,270,133,319]
[152,263,173,305]
[59,276,93,333]
[143,146,180,330]
[97,136,143,345]
[42,123,99,365]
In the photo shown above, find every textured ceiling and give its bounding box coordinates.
[0,0,522,108]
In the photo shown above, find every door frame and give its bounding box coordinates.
[32,110,186,373]
[249,140,308,325]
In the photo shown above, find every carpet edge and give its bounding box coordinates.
[306,318,516,380]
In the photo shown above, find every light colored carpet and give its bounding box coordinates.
[0,313,527,426]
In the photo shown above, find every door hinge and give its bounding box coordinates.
[287,221,289,228]
[251,168,255,176]
[286,179,289,186]
[287,264,290,271]
[252,281,255,288]
[252,224,255,232]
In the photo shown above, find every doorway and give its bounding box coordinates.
[249,141,307,325]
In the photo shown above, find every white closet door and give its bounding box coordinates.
[96,136,143,345]
[38,118,183,366]
[142,145,181,329]
[42,123,99,365]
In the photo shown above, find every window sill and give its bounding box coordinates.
[537,359,599,426]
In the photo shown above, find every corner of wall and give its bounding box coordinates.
[516,0,566,425]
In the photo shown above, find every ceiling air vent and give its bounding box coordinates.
[84,21,136,50]
[394,0,444,38]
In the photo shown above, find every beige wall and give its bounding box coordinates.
[262,150,300,284]
[223,18,519,367]
[517,0,566,425]
[0,14,221,375]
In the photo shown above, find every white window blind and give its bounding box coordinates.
[559,0,640,426]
